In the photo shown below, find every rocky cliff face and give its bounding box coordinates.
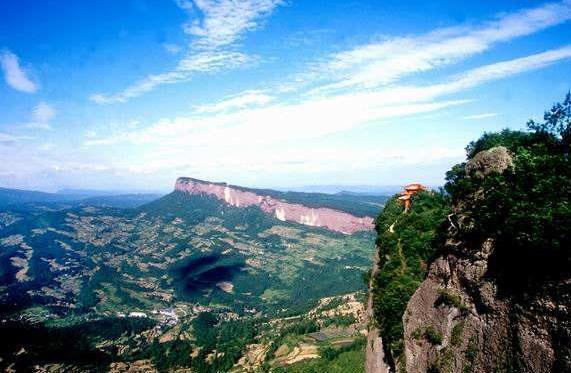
[400,147,571,373]
[365,250,390,373]
[402,245,571,373]
[174,177,374,234]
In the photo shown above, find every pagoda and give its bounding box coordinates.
[398,183,426,212]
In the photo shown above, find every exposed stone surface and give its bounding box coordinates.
[464,146,513,177]
[175,177,374,234]
[402,243,570,373]
[109,360,156,372]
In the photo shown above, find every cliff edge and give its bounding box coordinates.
[175,177,375,234]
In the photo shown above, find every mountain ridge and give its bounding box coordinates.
[175,177,377,234]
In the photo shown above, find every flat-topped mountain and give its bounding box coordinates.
[174,177,377,234]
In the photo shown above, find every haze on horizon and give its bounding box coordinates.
[1,0,571,192]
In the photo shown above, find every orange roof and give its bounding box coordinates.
[404,183,426,190]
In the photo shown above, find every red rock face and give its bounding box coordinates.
[174,178,374,234]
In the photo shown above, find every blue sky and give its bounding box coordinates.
[0,0,570,192]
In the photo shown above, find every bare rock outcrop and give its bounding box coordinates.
[403,244,570,372]
[464,146,513,177]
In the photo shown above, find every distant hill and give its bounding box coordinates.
[77,194,162,208]
[281,184,403,195]
[56,188,165,198]
[0,187,79,207]
[0,187,162,209]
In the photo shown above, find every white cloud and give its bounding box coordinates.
[38,142,56,151]
[109,99,467,148]
[311,0,571,93]
[71,2,571,188]
[27,102,56,129]
[462,113,499,120]
[85,130,97,138]
[0,50,38,93]
[91,51,255,103]
[163,43,182,54]
[84,136,122,147]
[194,90,273,113]
[91,0,283,103]
[86,44,571,151]
[0,133,32,144]
[109,144,465,177]
[433,45,571,94]
[183,0,282,49]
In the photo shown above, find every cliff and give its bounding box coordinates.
[400,146,571,373]
[174,177,374,234]
[369,104,571,371]
[365,249,390,373]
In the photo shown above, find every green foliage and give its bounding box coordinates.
[188,315,257,373]
[319,337,366,361]
[283,319,320,335]
[527,91,571,150]
[143,339,193,372]
[424,326,443,345]
[272,337,366,373]
[451,322,464,347]
[430,347,454,373]
[320,297,346,312]
[0,317,155,371]
[372,191,449,366]
[445,94,571,291]
[435,289,468,313]
[362,269,372,287]
[265,319,321,362]
[412,327,423,341]
[192,312,218,349]
[321,313,357,328]
[465,129,534,159]
[463,336,479,373]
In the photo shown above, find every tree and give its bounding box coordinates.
[527,91,571,152]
